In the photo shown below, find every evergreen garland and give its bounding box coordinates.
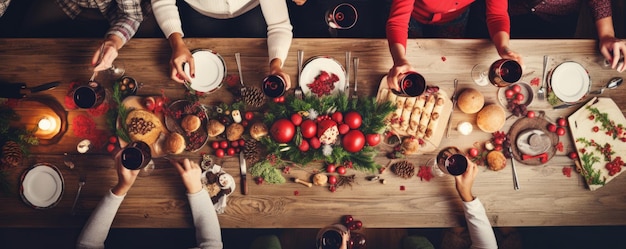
[260,94,394,173]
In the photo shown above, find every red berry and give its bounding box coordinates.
[342,215,354,225]
[515,93,525,101]
[328,175,338,185]
[245,111,254,121]
[557,117,567,127]
[468,148,479,158]
[231,140,240,148]
[326,163,336,173]
[227,147,236,156]
[108,136,118,144]
[290,113,303,126]
[568,151,578,159]
[211,141,220,149]
[220,140,229,149]
[511,84,522,93]
[526,110,536,118]
[215,149,225,158]
[505,89,515,99]
[592,126,599,132]
[106,143,115,153]
[547,123,557,133]
[400,185,406,191]
[556,127,566,136]
[336,166,347,175]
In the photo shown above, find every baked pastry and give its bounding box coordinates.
[207,119,225,137]
[476,104,506,133]
[487,150,507,171]
[249,122,268,140]
[457,88,484,114]
[181,115,201,133]
[126,109,164,145]
[226,123,244,141]
[165,132,186,154]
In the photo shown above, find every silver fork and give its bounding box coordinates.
[71,174,86,215]
[538,55,548,100]
[352,57,359,99]
[295,50,304,99]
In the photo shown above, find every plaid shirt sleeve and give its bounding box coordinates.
[103,0,144,45]
[0,0,11,17]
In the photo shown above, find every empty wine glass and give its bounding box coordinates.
[471,59,522,87]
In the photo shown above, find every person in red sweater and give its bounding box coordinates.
[385,0,523,90]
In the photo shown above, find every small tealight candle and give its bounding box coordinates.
[457,121,473,135]
[38,117,56,132]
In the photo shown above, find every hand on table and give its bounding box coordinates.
[386,61,414,92]
[171,158,203,194]
[498,46,524,70]
[270,58,291,90]
[112,153,140,196]
[168,33,194,83]
[92,35,123,72]
[599,37,626,72]
[454,159,478,203]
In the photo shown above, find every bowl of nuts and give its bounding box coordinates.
[117,76,139,97]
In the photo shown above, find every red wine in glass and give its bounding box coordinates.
[73,81,105,108]
[489,59,522,87]
[445,154,468,176]
[262,75,286,98]
[391,72,426,97]
[121,141,151,170]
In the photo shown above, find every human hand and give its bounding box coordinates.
[498,47,524,70]
[387,62,414,92]
[168,34,194,83]
[270,58,291,90]
[171,158,203,194]
[111,152,140,196]
[599,37,626,72]
[339,229,350,249]
[454,159,478,202]
[292,0,307,6]
[92,36,123,72]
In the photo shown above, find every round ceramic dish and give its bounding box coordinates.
[550,61,590,103]
[299,56,346,96]
[183,50,226,93]
[20,163,64,209]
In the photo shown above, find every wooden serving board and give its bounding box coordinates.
[375,76,452,153]
[118,96,168,158]
[568,97,626,190]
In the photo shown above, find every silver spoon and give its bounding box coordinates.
[591,77,623,94]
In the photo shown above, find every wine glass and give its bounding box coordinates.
[435,147,468,176]
[325,3,358,37]
[471,59,522,87]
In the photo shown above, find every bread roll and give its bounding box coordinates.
[207,119,225,137]
[457,88,484,114]
[165,132,186,154]
[487,150,507,171]
[181,115,201,133]
[249,122,268,140]
[476,104,505,133]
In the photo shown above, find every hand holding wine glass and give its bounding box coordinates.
[454,159,477,202]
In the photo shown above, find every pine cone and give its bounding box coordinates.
[1,141,23,169]
[243,139,261,165]
[242,87,265,108]
[390,160,415,179]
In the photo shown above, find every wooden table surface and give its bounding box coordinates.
[1,38,625,229]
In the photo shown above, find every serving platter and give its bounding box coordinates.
[299,56,346,97]
[164,100,209,152]
[568,97,626,190]
[20,163,64,209]
[201,162,234,214]
[118,96,168,158]
[375,75,452,153]
[508,117,559,165]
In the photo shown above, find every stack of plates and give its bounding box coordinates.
[550,61,590,103]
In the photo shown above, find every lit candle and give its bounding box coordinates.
[38,117,56,132]
[457,121,473,135]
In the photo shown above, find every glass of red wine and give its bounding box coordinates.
[262,75,286,98]
[436,147,468,176]
[316,224,348,249]
[325,3,358,30]
[72,81,106,109]
[391,71,426,97]
[471,59,522,87]
[120,141,152,171]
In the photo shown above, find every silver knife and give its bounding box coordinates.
[508,146,520,190]
[239,152,248,195]
[445,79,459,138]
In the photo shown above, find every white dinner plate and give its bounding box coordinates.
[183,50,226,93]
[550,61,590,103]
[20,163,64,209]
[299,56,346,96]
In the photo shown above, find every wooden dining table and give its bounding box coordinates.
[0,38,625,229]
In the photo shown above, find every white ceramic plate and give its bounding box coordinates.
[550,62,590,103]
[516,129,551,156]
[183,50,226,93]
[20,163,64,209]
[299,56,346,96]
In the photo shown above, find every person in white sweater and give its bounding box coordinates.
[76,158,223,249]
[151,0,294,89]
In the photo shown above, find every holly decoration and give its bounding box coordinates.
[260,94,394,172]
